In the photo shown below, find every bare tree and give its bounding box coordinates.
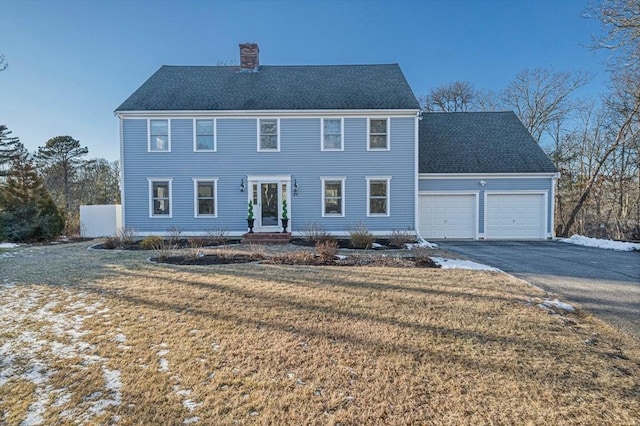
[589,0,640,72]
[0,53,7,72]
[421,81,479,112]
[502,68,592,142]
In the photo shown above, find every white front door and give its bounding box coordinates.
[249,176,290,232]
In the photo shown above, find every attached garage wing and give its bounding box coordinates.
[418,193,477,239]
[485,193,546,239]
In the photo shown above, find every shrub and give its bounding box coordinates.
[388,229,415,248]
[301,221,332,242]
[316,240,339,262]
[184,238,206,261]
[140,236,163,250]
[116,226,136,244]
[206,227,228,246]
[103,236,119,249]
[347,222,375,249]
[166,225,183,246]
[268,251,317,265]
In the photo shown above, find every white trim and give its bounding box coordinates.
[116,109,420,119]
[119,118,125,229]
[483,190,548,240]
[366,176,391,217]
[147,178,173,218]
[320,118,344,151]
[413,115,419,237]
[418,191,480,240]
[247,174,292,182]
[147,119,171,152]
[367,117,390,151]
[419,173,560,179]
[550,174,559,238]
[257,118,280,152]
[193,178,219,218]
[193,118,217,152]
[247,177,292,232]
[321,177,346,217]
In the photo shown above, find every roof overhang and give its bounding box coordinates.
[114,109,421,119]
[419,173,560,179]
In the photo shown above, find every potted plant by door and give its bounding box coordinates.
[281,199,289,233]
[247,200,255,233]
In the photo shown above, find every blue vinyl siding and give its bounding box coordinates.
[122,116,416,235]
[419,177,554,234]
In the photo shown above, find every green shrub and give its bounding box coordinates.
[140,236,163,250]
[347,222,375,249]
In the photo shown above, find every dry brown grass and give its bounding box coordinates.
[0,241,638,425]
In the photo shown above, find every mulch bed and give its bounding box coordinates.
[152,253,264,265]
[290,238,406,250]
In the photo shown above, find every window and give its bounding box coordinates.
[368,118,388,150]
[258,119,279,151]
[149,119,170,152]
[148,179,172,217]
[321,177,345,217]
[367,177,390,216]
[194,119,215,151]
[193,179,218,217]
[322,118,343,150]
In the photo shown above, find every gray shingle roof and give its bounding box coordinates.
[419,112,558,174]
[116,64,419,111]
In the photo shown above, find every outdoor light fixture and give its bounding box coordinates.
[293,179,299,196]
[240,177,246,192]
[479,180,486,186]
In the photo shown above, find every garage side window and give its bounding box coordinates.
[367,177,390,216]
[148,179,172,218]
[321,177,345,217]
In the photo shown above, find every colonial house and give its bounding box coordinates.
[115,43,557,240]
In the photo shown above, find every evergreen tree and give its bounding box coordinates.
[0,125,21,174]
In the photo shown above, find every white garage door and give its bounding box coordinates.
[485,193,546,239]
[419,194,476,239]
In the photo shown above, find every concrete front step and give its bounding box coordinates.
[242,232,292,245]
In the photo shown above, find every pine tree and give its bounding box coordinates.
[0,125,21,174]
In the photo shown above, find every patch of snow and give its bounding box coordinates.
[335,254,347,260]
[406,239,438,249]
[159,358,169,372]
[184,417,200,424]
[114,333,126,343]
[431,257,500,271]
[558,234,640,251]
[0,242,19,248]
[176,389,191,397]
[371,242,383,249]
[539,298,575,312]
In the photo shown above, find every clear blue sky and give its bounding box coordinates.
[1,0,607,161]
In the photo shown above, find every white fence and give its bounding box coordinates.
[80,205,122,238]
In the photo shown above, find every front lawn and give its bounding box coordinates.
[0,242,638,424]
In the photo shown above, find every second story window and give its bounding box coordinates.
[149,119,170,152]
[195,119,215,151]
[259,119,279,151]
[368,118,388,150]
[322,118,343,151]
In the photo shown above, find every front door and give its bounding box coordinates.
[249,177,290,232]
[259,182,279,228]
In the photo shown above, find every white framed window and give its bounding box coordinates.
[321,118,343,151]
[193,178,218,218]
[368,118,389,150]
[366,176,391,216]
[258,118,279,151]
[194,119,216,151]
[321,177,345,217]
[149,119,170,152]
[148,178,173,218]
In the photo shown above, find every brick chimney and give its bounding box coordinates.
[239,43,259,71]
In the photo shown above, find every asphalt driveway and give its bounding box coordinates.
[437,240,640,338]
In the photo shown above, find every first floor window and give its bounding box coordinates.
[195,180,217,217]
[322,178,345,216]
[259,119,278,150]
[367,178,389,216]
[150,180,172,217]
[369,118,388,150]
[149,119,169,151]
[195,119,215,151]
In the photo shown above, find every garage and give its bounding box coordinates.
[419,193,476,239]
[485,193,546,239]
